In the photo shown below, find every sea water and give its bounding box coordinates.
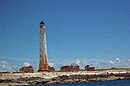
[26,80,130,86]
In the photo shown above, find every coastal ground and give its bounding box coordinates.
[0,69,130,85]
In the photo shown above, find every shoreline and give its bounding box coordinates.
[0,72,130,85]
[46,73,130,85]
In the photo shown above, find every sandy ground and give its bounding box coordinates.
[0,70,129,86]
[0,70,127,80]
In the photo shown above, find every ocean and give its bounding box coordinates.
[27,80,130,86]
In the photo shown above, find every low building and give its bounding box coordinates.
[19,66,34,73]
[48,66,55,72]
[85,65,95,71]
[60,66,70,72]
[70,64,79,72]
[60,64,79,72]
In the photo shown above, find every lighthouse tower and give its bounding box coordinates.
[38,21,48,72]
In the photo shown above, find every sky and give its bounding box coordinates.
[0,0,130,72]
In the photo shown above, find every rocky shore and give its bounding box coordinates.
[0,73,130,85]
[0,77,51,85]
[48,73,130,84]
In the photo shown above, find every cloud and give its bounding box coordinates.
[1,56,130,72]
[48,60,65,70]
[116,58,120,63]
[49,62,54,67]
[0,60,15,72]
[76,59,80,65]
[109,60,115,65]
[22,62,31,67]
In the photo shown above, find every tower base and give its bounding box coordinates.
[37,69,48,72]
[38,63,48,72]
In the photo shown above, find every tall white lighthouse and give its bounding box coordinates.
[38,21,48,72]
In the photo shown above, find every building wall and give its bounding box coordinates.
[60,66,70,72]
[60,65,79,72]
[85,65,95,71]
[19,66,34,73]
[48,66,55,72]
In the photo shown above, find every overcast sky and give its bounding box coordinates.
[0,0,130,72]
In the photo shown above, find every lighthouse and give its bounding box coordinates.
[38,21,48,72]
